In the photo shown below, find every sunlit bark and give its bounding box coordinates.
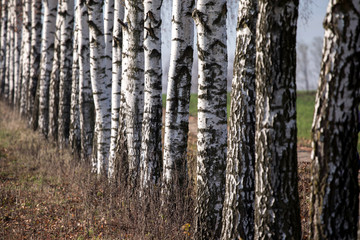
[193,0,228,238]
[221,1,257,239]
[310,1,360,239]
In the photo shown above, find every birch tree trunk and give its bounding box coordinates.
[87,0,112,174]
[310,1,360,239]
[19,0,32,116]
[7,1,14,103]
[0,0,7,95]
[221,1,257,239]
[104,0,113,91]
[255,1,301,239]
[58,0,74,146]
[192,1,228,238]
[161,0,194,204]
[118,0,144,187]
[48,0,63,140]
[139,0,162,190]
[78,1,94,161]
[108,0,124,179]
[27,0,42,126]
[38,0,58,137]
[69,10,81,154]
[13,0,22,107]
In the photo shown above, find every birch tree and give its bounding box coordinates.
[117,0,144,187]
[78,0,94,161]
[310,1,360,239]
[27,0,42,126]
[221,1,257,239]
[255,0,301,239]
[0,0,7,95]
[58,0,74,146]
[104,0,113,90]
[38,0,58,137]
[192,0,228,238]
[6,1,14,102]
[13,0,22,107]
[109,0,124,178]
[48,0,63,140]
[69,9,81,154]
[140,0,162,190]
[87,0,111,174]
[104,0,114,170]
[162,0,194,202]
[19,0,31,116]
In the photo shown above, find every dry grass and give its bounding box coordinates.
[0,100,312,239]
[0,101,193,239]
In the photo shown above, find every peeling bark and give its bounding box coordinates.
[310,1,360,239]
[193,0,228,238]
[221,1,257,239]
[255,1,301,239]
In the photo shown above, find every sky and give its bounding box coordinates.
[297,0,329,44]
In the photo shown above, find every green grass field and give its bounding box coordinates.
[296,91,317,147]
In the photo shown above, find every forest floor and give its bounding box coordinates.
[0,99,352,239]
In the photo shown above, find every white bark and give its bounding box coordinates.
[0,0,7,95]
[193,0,228,238]
[19,0,32,116]
[78,1,93,161]
[140,0,162,190]
[221,1,257,239]
[162,0,194,199]
[58,0,74,146]
[70,6,81,154]
[120,0,144,187]
[27,0,42,123]
[104,0,113,91]
[310,1,360,239]
[49,0,63,140]
[13,0,22,107]
[7,1,15,102]
[108,0,124,179]
[87,0,112,174]
[38,0,58,137]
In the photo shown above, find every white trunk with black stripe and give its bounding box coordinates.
[193,0,228,238]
